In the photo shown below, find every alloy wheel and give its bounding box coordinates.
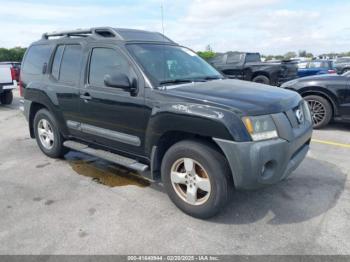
[307,99,326,126]
[37,119,55,150]
[170,158,211,206]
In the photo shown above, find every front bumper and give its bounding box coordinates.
[214,110,312,190]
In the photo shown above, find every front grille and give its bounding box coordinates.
[284,101,311,129]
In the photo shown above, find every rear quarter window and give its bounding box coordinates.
[22,45,53,75]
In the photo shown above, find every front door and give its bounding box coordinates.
[76,45,148,157]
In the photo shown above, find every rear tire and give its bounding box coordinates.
[304,95,332,129]
[161,140,232,219]
[252,75,270,85]
[33,109,68,158]
[0,91,13,105]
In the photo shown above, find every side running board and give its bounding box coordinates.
[63,140,148,172]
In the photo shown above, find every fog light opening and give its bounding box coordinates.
[261,160,275,179]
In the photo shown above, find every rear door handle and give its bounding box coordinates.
[80,93,91,101]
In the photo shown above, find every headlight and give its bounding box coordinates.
[242,115,279,141]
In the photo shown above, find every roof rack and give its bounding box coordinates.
[42,27,122,40]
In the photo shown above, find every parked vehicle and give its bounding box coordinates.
[0,62,20,105]
[297,60,336,78]
[334,57,350,74]
[21,27,313,218]
[281,72,350,128]
[208,52,298,86]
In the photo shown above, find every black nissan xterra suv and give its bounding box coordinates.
[21,27,313,218]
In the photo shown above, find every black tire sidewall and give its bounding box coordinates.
[33,109,66,158]
[161,140,231,219]
[252,75,270,85]
[305,95,332,129]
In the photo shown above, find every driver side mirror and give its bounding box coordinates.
[104,73,131,90]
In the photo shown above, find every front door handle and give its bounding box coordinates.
[80,93,91,101]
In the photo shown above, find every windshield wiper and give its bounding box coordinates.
[202,76,223,80]
[159,79,194,85]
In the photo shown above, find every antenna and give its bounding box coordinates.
[161,0,165,35]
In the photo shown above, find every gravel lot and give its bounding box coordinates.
[0,90,349,255]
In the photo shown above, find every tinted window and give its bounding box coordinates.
[245,53,261,63]
[227,53,244,64]
[59,45,82,84]
[89,48,130,87]
[51,46,64,80]
[22,45,53,75]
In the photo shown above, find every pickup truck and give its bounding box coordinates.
[21,27,313,218]
[0,62,20,105]
[208,52,298,86]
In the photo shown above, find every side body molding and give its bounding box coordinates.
[67,120,141,147]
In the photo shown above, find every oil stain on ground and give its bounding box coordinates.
[68,160,150,188]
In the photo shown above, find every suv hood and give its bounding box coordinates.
[165,79,301,115]
[294,74,344,82]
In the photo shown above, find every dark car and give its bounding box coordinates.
[297,60,336,78]
[208,52,298,86]
[21,27,312,218]
[334,57,350,74]
[281,72,350,128]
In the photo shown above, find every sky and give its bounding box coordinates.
[0,0,349,55]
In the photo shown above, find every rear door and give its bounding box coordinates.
[48,44,83,137]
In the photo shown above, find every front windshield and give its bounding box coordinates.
[126,44,222,86]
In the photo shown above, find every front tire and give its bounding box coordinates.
[161,140,232,219]
[0,91,13,105]
[304,95,332,129]
[33,109,68,158]
[252,75,270,85]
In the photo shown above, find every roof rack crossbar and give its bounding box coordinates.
[42,27,121,40]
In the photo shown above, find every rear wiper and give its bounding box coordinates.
[159,79,194,85]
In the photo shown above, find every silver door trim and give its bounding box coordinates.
[66,120,141,147]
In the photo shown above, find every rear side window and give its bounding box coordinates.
[245,53,261,63]
[51,46,65,80]
[89,48,130,87]
[22,45,53,75]
[227,53,244,64]
[59,45,82,84]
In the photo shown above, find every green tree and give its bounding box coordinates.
[0,47,27,62]
[284,51,297,59]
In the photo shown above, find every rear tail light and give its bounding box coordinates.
[19,74,23,97]
[10,67,16,81]
[328,69,336,74]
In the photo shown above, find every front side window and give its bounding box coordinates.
[89,48,130,87]
[59,45,82,84]
[127,44,222,86]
